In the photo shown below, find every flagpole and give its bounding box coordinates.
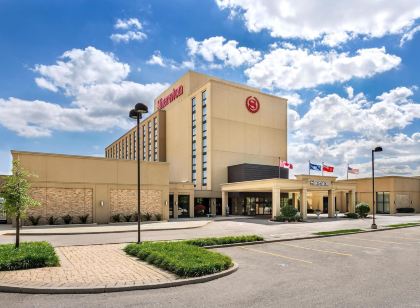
[308,160,311,175]
[322,162,324,176]
[278,157,281,179]
[347,164,349,180]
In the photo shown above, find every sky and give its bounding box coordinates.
[0,0,419,179]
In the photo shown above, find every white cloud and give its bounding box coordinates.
[114,18,142,30]
[276,92,303,106]
[187,36,261,67]
[146,50,195,70]
[110,31,147,43]
[286,87,420,178]
[110,18,147,43]
[216,0,420,46]
[345,86,354,99]
[400,25,420,46]
[0,47,168,137]
[147,51,166,67]
[245,47,401,90]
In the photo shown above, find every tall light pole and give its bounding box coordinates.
[371,146,383,229]
[129,103,148,244]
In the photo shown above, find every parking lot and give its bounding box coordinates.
[1,226,420,307]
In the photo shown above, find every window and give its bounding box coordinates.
[192,97,197,186]
[142,125,146,160]
[201,90,207,186]
[125,137,129,159]
[148,121,152,161]
[121,140,125,159]
[154,117,158,161]
[133,132,137,160]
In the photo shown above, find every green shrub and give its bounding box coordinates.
[154,213,162,221]
[355,203,370,218]
[48,216,59,225]
[183,235,263,247]
[345,212,359,219]
[111,214,121,223]
[132,212,139,222]
[124,241,232,277]
[123,214,133,222]
[62,214,73,224]
[281,204,298,219]
[0,241,59,271]
[78,214,89,224]
[315,229,363,236]
[28,215,42,225]
[144,212,153,221]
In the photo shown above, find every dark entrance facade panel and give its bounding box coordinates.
[194,197,210,216]
[228,163,289,183]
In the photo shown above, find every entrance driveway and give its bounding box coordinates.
[0,214,419,246]
[1,226,420,307]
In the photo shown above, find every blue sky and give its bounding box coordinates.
[0,0,419,178]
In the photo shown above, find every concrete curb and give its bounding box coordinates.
[0,262,238,294]
[3,221,212,236]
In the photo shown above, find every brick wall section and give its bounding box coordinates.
[28,188,93,224]
[110,189,162,216]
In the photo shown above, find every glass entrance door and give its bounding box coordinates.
[169,194,174,218]
[178,195,190,218]
[376,192,390,214]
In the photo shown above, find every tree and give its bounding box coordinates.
[0,160,40,248]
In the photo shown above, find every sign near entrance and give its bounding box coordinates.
[157,85,184,109]
[309,180,329,187]
[245,96,260,113]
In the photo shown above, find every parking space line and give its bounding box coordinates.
[278,243,352,256]
[239,246,313,264]
[340,237,410,245]
[376,235,420,242]
[314,239,380,250]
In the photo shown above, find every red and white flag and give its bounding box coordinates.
[280,160,293,169]
[322,164,334,173]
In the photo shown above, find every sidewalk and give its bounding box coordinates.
[1,220,212,236]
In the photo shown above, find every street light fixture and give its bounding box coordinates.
[371,146,383,229]
[129,102,148,244]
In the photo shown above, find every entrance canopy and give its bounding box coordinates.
[220,175,357,219]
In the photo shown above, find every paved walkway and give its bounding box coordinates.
[0,220,211,235]
[0,244,176,290]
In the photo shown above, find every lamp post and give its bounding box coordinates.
[371,146,383,229]
[129,103,148,244]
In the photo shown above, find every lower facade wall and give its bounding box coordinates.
[110,189,162,216]
[28,188,93,225]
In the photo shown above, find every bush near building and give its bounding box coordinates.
[125,241,232,277]
[274,204,303,222]
[344,212,359,219]
[355,203,370,218]
[0,241,59,271]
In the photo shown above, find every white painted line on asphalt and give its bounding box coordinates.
[239,246,313,264]
[314,239,381,250]
[278,243,352,256]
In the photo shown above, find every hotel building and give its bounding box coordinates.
[3,71,419,224]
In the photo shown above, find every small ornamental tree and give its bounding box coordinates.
[0,160,40,248]
[355,202,370,218]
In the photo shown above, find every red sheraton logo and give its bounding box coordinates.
[157,85,184,109]
[245,96,260,113]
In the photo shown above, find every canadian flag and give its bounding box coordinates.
[322,164,334,173]
[280,160,293,169]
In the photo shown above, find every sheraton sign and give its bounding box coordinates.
[157,85,184,109]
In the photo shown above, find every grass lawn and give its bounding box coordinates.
[314,229,363,236]
[0,241,59,271]
[183,235,263,247]
[387,222,420,228]
[125,241,233,277]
